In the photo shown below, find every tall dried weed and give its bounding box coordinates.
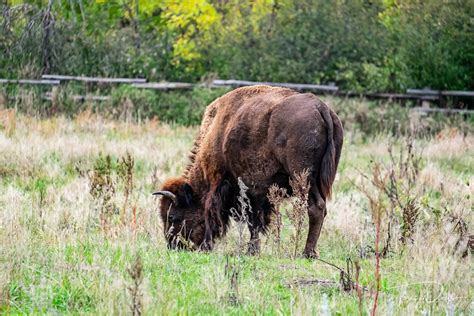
[357,132,425,255]
[118,151,135,225]
[224,177,252,305]
[127,254,144,316]
[267,184,287,255]
[89,153,116,233]
[288,169,310,258]
[232,177,251,256]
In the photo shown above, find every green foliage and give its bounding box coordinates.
[110,86,229,125]
[1,0,473,91]
[329,97,411,136]
[51,276,94,312]
[89,153,118,230]
[148,87,229,125]
[34,177,47,198]
[379,0,474,90]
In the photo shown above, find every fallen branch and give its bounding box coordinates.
[284,278,338,288]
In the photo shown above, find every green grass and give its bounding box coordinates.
[436,157,473,176]
[0,113,472,315]
[2,236,382,314]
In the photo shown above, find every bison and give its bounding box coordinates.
[154,85,343,258]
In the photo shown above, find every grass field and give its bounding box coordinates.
[0,106,473,315]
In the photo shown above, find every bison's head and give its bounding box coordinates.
[153,177,205,250]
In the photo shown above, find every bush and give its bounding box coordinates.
[109,86,229,125]
[1,1,472,92]
[328,97,411,137]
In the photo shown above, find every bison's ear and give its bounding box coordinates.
[181,183,194,207]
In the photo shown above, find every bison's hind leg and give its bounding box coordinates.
[304,186,326,259]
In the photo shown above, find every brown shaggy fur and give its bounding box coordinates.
[157,86,343,257]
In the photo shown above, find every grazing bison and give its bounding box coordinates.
[154,85,343,258]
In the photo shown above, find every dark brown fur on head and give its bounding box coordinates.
[158,177,206,249]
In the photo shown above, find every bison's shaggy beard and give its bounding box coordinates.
[165,218,207,251]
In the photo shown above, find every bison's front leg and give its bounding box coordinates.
[200,184,227,252]
[304,192,326,259]
[245,195,272,256]
[247,225,261,255]
[200,218,214,251]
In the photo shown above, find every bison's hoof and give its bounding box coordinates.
[247,242,260,256]
[303,249,320,259]
[199,241,213,252]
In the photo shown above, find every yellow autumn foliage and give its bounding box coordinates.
[162,0,220,64]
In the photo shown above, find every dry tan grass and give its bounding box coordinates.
[425,128,472,159]
[419,163,474,199]
[0,114,189,250]
[0,108,16,137]
[325,192,371,244]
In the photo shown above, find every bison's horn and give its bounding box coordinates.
[152,191,177,203]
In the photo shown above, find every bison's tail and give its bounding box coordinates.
[317,103,343,200]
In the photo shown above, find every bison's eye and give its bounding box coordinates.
[168,214,175,221]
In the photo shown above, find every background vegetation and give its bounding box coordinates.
[2,0,473,92]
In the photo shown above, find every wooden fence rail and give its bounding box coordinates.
[2,75,473,99]
[43,92,111,102]
[132,82,195,90]
[411,107,473,115]
[1,75,473,114]
[0,79,60,85]
[407,89,474,98]
[212,79,339,93]
[345,92,428,100]
[41,74,147,84]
